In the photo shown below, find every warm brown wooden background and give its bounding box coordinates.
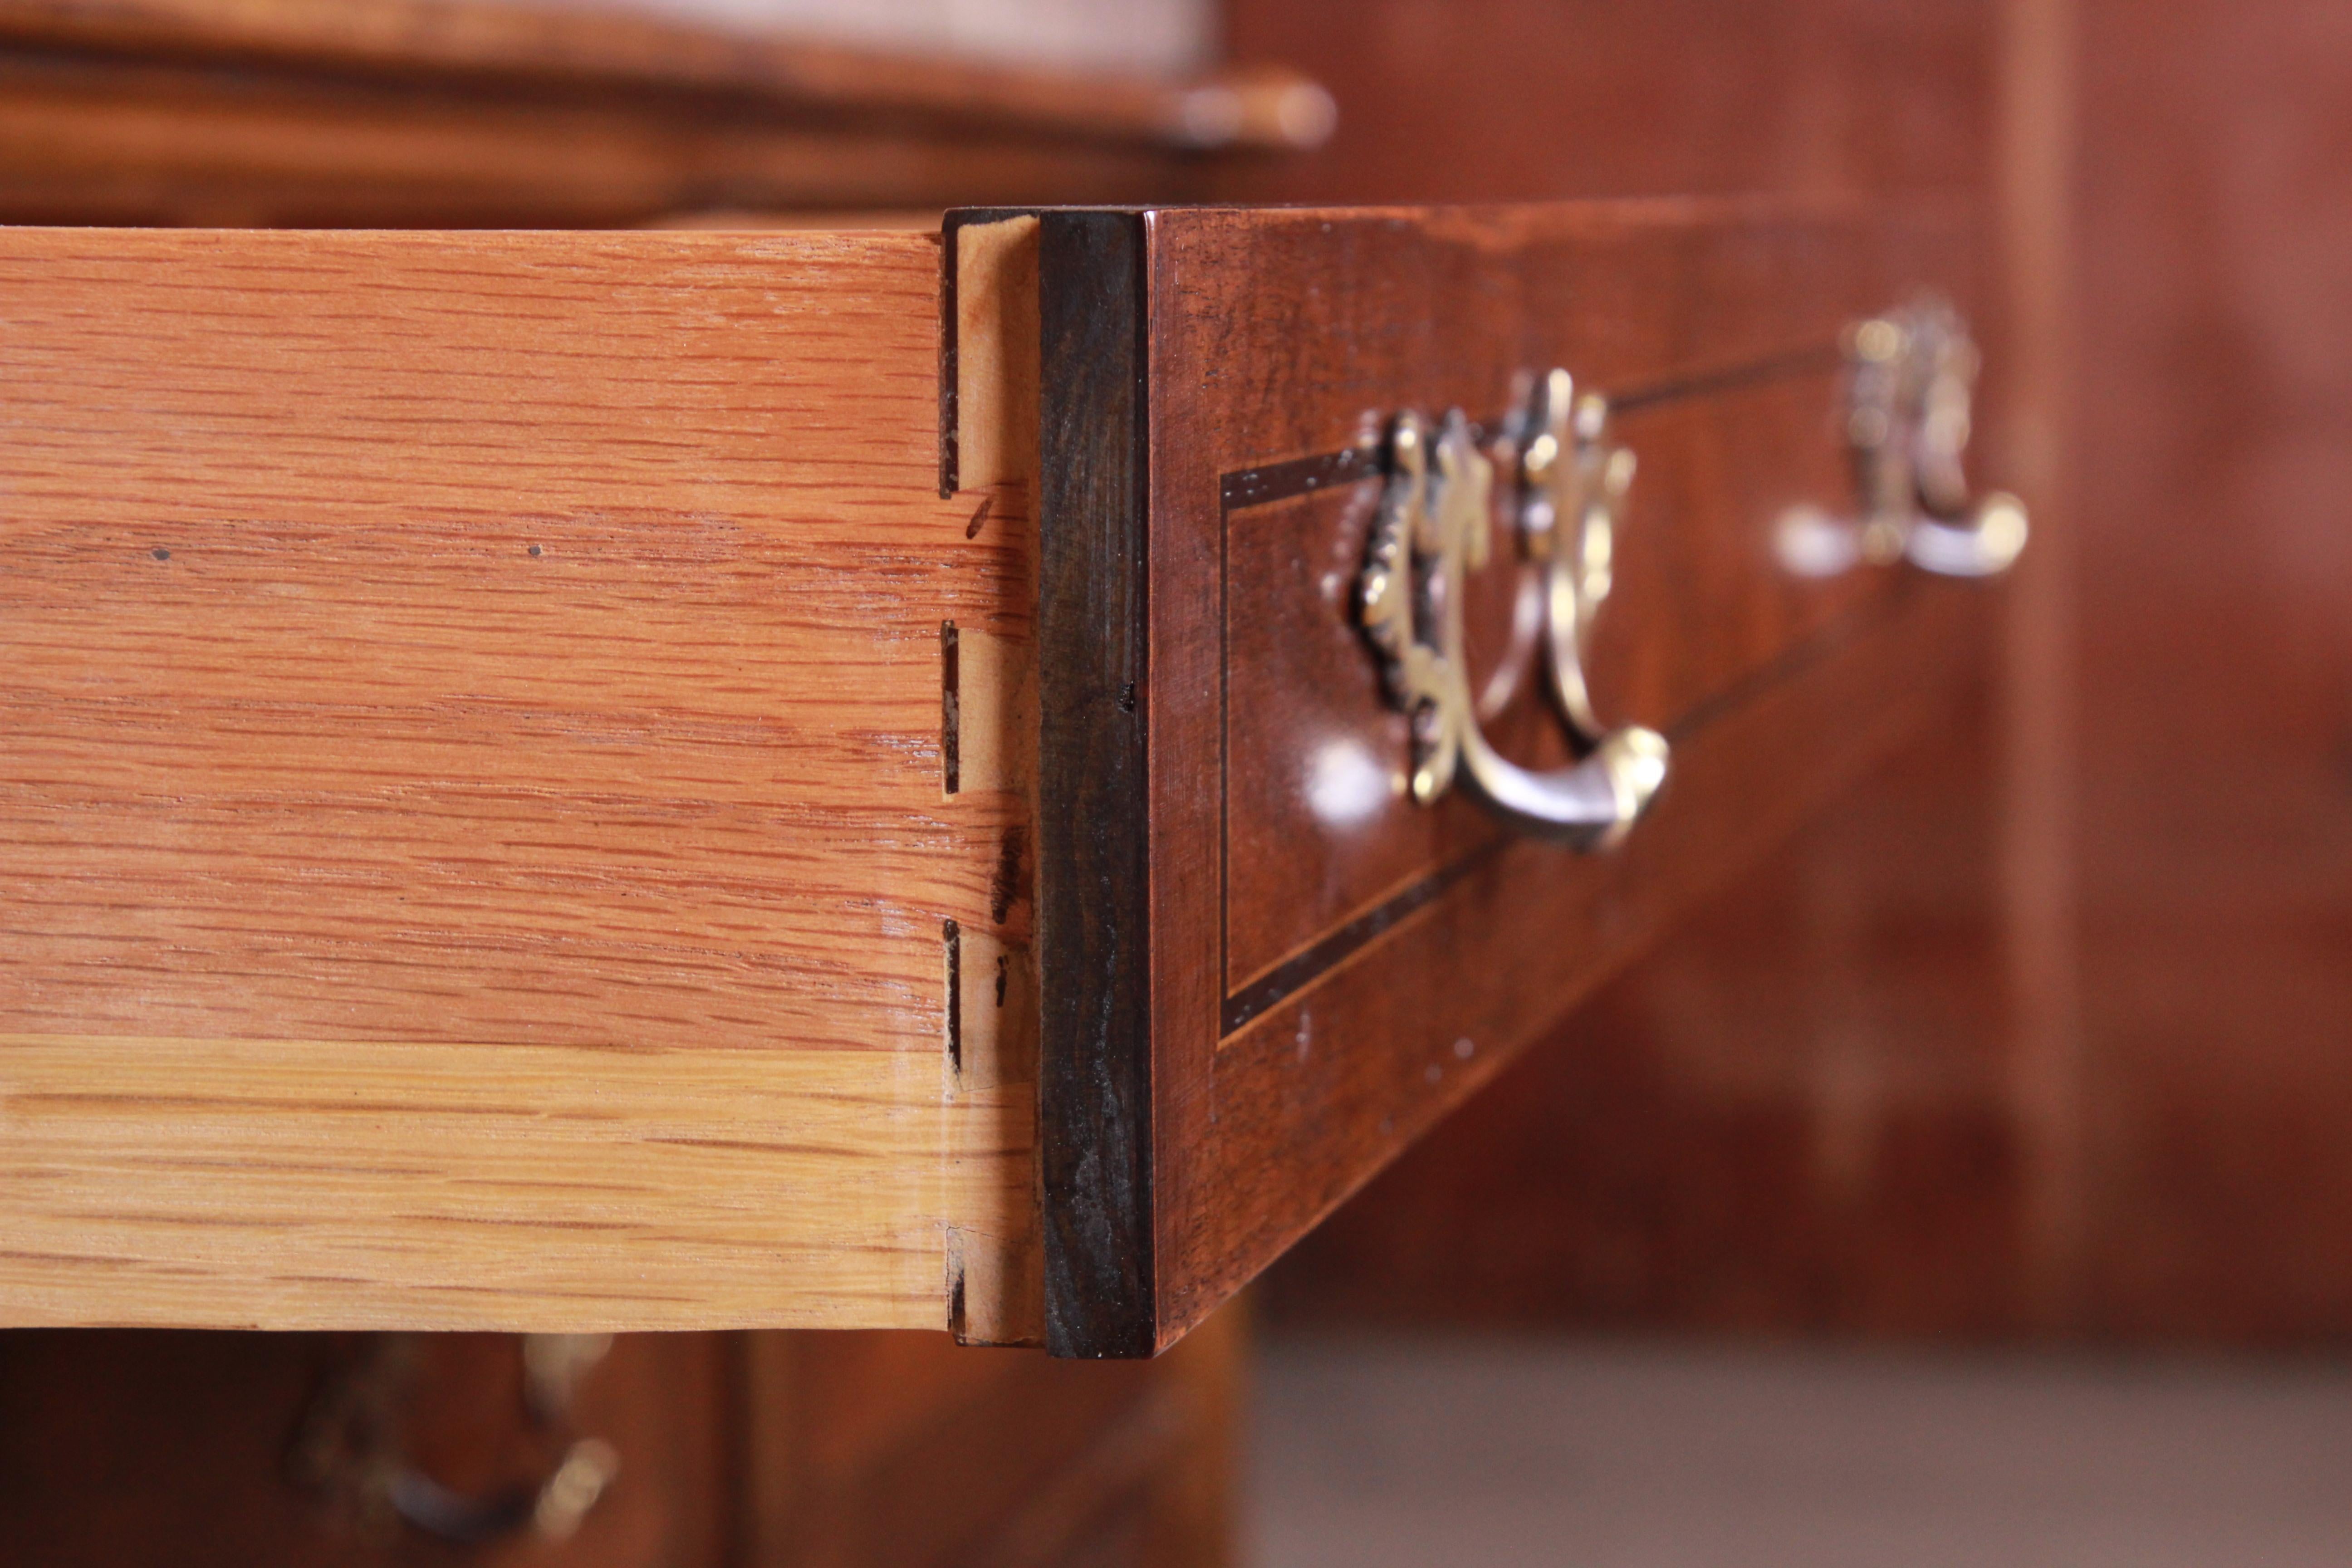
[0,0,2341,1559]
[1243,0,2352,1346]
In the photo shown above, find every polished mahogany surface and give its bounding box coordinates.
[1221,368,1875,1004]
[1032,198,2001,1355]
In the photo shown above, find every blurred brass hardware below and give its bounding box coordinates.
[1357,393,1668,846]
[1778,299,2029,580]
[289,1332,619,1549]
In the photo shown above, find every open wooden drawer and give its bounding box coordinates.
[0,203,2019,1353]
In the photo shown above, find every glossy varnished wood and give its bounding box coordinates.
[1214,0,2046,1348]
[1220,366,1877,999]
[1254,0,2352,1352]
[1207,585,1995,1331]
[1029,201,1989,1353]
[0,227,1035,1333]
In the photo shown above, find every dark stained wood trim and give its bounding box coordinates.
[1035,209,1157,1358]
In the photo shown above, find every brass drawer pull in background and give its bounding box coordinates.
[290,1333,620,1548]
[1779,298,2030,580]
[1357,375,1670,848]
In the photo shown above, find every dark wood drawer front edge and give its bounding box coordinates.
[1035,210,1157,1359]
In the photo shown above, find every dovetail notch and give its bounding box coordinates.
[941,619,961,795]
[943,916,963,1075]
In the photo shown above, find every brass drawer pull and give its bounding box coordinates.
[1781,299,2030,580]
[1358,372,1669,848]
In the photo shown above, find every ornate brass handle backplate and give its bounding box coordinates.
[1357,370,1668,848]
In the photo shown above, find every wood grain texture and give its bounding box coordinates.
[0,227,1035,1332]
[2058,0,2352,1339]
[1252,0,2352,1354]
[1022,200,1989,1353]
[0,0,1304,229]
[1257,668,2026,1339]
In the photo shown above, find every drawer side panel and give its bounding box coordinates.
[0,228,1030,1330]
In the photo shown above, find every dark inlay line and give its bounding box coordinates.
[1662,575,1917,747]
[1220,836,1510,1036]
[1220,444,1379,513]
[1217,343,1842,515]
[1608,343,1845,415]
[1214,581,1919,1039]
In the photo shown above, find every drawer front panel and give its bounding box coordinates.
[1030,202,2003,1355]
[1220,363,1873,1009]
[0,229,1034,1333]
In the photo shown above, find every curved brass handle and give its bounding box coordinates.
[1358,394,1667,847]
[387,1436,621,1547]
[1783,299,2028,580]
[1523,369,1636,744]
